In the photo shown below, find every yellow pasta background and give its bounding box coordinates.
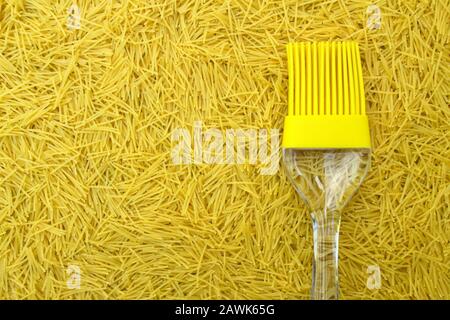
[0,0,448,299]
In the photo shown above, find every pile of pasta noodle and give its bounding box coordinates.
[0,0,448,299]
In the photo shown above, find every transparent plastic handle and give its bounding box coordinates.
[311,209,340,299]
[283,149,370,300]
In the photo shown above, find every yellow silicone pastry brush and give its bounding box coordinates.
[283,41,371,300]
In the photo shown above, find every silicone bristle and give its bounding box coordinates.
[287,41,366,116]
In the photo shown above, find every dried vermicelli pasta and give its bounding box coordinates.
[0,0,448,299]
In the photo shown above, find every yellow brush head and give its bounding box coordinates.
[282,41,371,149]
